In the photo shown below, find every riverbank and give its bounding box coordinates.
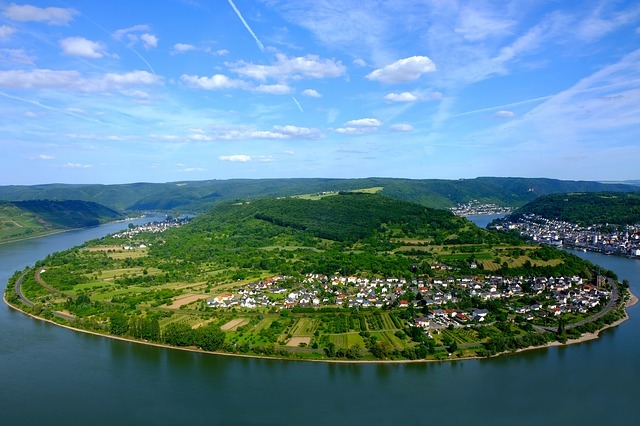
[5,289,636,364]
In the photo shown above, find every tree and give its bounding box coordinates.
[195,324,225,351]
[109,312,129,336]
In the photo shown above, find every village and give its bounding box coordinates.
[450,200,513,216]
[206,269,611,333]
[493,214,640,257]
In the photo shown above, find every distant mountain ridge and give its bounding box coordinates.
[0,199,125,242]
[0,177,636,213]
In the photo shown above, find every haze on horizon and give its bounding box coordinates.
[1,1,639,186]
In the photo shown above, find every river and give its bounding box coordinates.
[1,215,639,425]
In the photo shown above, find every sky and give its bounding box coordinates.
[1,0,639,185]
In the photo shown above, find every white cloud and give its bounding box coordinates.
[63,162,92,169]
[179,167,206,172]
[367,56,436,83]
[384,92,418,102]
[454,8,516,41]
[495,110,515,118]
[254,83,292,95]
[188,125,322,142]
[102,71,162,87]
[391,123,413,132]
[216,49,229,55]
[181,73,247,90]
[337,118,383,135]
[59,37,107,59]
[301,88,322,98]
[219,154,252,162]
[113,25,158,49]
[0,48,35,65]
[0,25,16,39]
[3,4,77,25]
[232,53,346,81]
[0,69,80,88]
[113,25,150,41]
[140,33,158,49]
[353,58,367,67]
[173,43,196,53]
[272,125,322,139]
[345,118,382,127]
[0,69,162,91]
[31,154,53,160]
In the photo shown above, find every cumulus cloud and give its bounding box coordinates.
[232,53,346,81]
[272,125,322,139]
[219,154,252,162]
[3,4,77,25]
[301,88,322,98]
[0,25,15,39]
[113,25,158,49]
[384,92,418,102]
[254,83,293,95]
[345,118,382,127]
[173,43,196,54]
[140,33,158,49]
[59,37,107,59]
[494,110,515,118]
[337,118,383,134]
[366,56,436,83]
[181,73,247,90]
[391,123,413,132]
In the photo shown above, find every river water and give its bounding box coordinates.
[1,215,639,425]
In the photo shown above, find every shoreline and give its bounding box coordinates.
[4,290,637,364]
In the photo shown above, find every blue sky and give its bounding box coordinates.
[1,0,639,185]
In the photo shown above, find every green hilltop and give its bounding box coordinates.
[507,192,640,226]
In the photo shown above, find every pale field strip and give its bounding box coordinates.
[220,318,250,331]
[167,294,210,308]
[285,337,311,347]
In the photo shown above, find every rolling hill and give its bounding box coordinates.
[0,177,636,213]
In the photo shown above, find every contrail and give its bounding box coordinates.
[291,96,303,112]
[0,91,104,124]
[227,0,265,52]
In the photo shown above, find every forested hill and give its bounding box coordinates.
[0,199,124,242]
[203,192,469,243]
[507,192,640,226]
[0,177,636,213]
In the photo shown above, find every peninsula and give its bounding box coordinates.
[4,192,633,362]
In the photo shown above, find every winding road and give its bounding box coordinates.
[14,268,76,322]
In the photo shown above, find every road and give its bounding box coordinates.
[13,267,76,322]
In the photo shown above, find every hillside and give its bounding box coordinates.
[0,177,636,213]
[506,192,640,226]
[0,200,124,242]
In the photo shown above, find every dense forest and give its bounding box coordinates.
[0,177,636,212]
[506,192,640,226]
